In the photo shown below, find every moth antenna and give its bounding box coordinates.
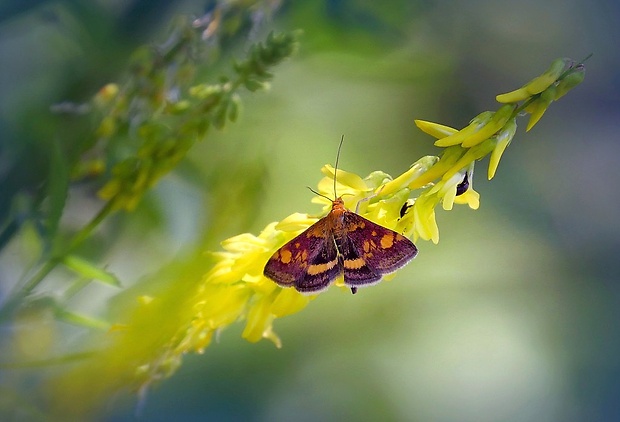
[334,135,345,199]
[307,186,333,203]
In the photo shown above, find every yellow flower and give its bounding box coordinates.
[524,85,556,131]
[433,104,515,148]
[554,66,585,100]
[496,58,567,103]
[177,164,426,351]
[411,194,440,243]
[434,165,476,211]
[488,118,518,179]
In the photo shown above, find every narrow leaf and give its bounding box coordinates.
[62,255,122,287]
[55,308,111,330]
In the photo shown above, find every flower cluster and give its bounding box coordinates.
[46,57,586,416]
[182,57,587,349]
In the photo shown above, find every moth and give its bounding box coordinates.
[263,138,418,294]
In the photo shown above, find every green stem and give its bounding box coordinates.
[0,198,118,320]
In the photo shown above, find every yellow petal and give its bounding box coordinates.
[271,288,311,317]
[496,87,530,103]
[275,213,316,232]
[523,58,566,95]
[434,111,493,147]
[414,120,458,138]
[442,138,495,181]
[221,233,266,252]
[460,104,515,148]
[382,156,438,195]
[454,188,480,209]
[496,58,567,102]
[242,295,274,343]
[488,119,517,179]
[554,68,585,100]
[442,186,457,211]
[320,164,368,191]
[526,85,556,131]
[413,196,440,244]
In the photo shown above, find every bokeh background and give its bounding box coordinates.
[1,0,619,421]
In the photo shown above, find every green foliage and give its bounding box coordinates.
[97,28,299,212]
[0,9,298,330]
[61,255,121,287]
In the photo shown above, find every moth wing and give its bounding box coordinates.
[263,218,342,294]
[341,212,418,287]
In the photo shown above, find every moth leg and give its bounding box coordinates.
[354,186,385,214]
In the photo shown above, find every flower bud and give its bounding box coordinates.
[526,85,556,131]
[434,111,493,147]
[554,67,585,100]
[461,104,515,148]
[496,58,568,103]
[488,118,517,179]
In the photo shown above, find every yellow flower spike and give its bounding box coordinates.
[496,58,567,103]
[442,138,496,181]
[38,54,586,415]
[434,111,493,147]
[414,120,458,138]
[460,104,516,148]
[526,85,557,131]
[554,67,585,100]
[488,118,518,179]
[382,156,438,195]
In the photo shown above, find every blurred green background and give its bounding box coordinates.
[1,0,619,421]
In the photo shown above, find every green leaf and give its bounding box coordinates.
[62,255,122,287]
[55,308,111,330]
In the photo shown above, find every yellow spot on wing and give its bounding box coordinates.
[307,260,338,275]
[380,234,394,249]
[280,248,292,264]
[344,257,366,269]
